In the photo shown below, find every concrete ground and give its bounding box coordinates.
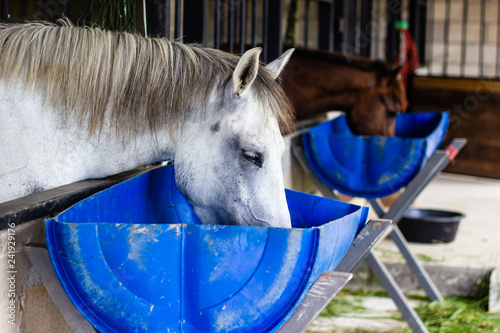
[377,172,500,270]
[307,172,500,332]
[308,296,425,333]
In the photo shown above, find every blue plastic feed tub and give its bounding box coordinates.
[46,164,368,333]
[303,112,449,198]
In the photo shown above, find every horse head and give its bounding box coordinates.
[174,48,295,228]
[349,66,407,136]
[379,66,407,115]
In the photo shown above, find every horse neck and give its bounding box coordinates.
[119,129,176,165]
[45,118,177,182]
[282,54,379,120]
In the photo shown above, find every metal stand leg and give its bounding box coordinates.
[293,137,467,333]
[367,139,467,303]
[390,227,443,302]
[365,251,428,333]
[335,219,392,273]
[336,220,431,333]
[281,219,392,332]
[371,198,443,302]
[277,272,353,333]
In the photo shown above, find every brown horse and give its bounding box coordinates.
[280,48,407,136]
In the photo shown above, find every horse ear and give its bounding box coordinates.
[387,66,404,85]
[233,47,262,97]
[265,48,295,79]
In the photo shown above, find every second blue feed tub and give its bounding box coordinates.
[303,112,449,198]
[46,164,368,333]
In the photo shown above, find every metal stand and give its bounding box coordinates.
[280,219,391,333]
[335,219,392,273]
[25,219,389,333]
[278,272,352,333]
[293,137,467,333]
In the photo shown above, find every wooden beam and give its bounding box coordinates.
[414,77,500,94]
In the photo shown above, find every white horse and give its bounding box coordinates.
[0,22,295,228]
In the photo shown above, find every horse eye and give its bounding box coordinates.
[242,150,263,167]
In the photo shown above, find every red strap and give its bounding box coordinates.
[395,28,420,108]
[445,145,460,162]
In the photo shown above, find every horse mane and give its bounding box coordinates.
[294,47,393,73]
[0,21,294,136]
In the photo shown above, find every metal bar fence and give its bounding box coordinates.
[497,0,500,77]
[8,0,500,79]
[374,0,381,58]
[421,0,500,79]
[266,0,283,61]
[304,0,310,47]
[62,0,68,17]
[442,0,450,76]
[240,0,246,54]
[386,0,401,63]
[360,0,373,57]
[1,0,409,65]
[418,0,427,65]
[479,0,486,77]
[495,3,500,78]
[426,0,434,75]
[333,0,344,52]
[344,0,357,55]
[83,0,91,26]
[3,0,10,22]
[144,0,169,37]
[183,0,204,43]
[215,0,221,48]
[461,0,468,77]
[318,1,333,51]
[174,0,181,39]
[228,0,234,53]
[20,0,27,22]
[262,0,269,61]
[0,0,406,66]
[251,0,257,47]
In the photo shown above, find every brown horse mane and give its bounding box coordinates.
[293,47,393,73]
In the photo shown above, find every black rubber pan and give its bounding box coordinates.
[398,208,465,244]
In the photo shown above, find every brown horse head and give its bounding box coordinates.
[347,67,407,137]
[379,66,407,115]
[281,48,408,137]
